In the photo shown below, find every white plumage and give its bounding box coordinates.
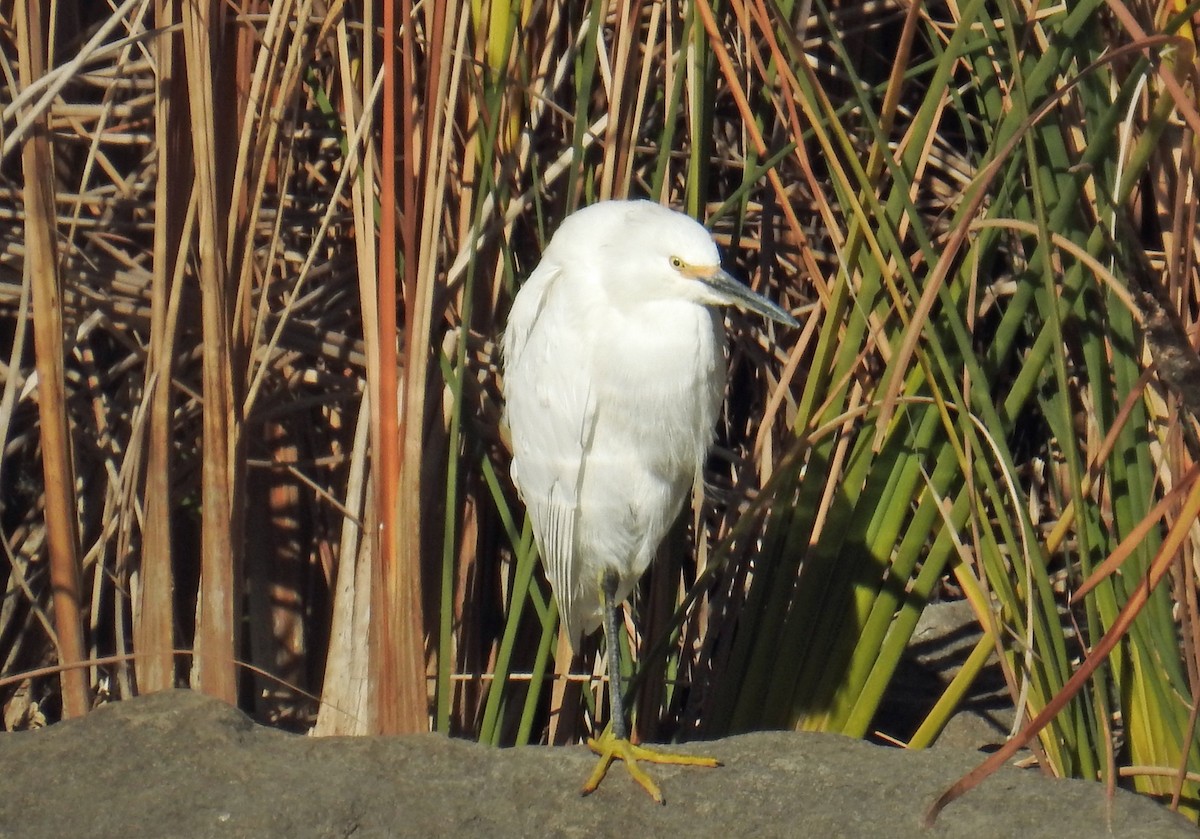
[503,199,795,649]
[502,199,795,801]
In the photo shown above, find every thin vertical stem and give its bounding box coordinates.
[392,0,430,735]
[373,0,401,736]
[182,0,239,704]
[138,0,186,694]
[17,0,89,719]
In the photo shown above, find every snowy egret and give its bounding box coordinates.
[502,199,796,803]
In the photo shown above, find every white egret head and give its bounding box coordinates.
[542,200,798,326]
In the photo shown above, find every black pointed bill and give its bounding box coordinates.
[702,268,799,328]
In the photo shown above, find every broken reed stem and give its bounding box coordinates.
[17,0,90,718]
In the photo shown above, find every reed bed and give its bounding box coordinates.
[2,0,1199,823]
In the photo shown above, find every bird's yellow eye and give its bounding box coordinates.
[670,256,684,269]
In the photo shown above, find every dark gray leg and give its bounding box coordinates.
[600,569,628,741]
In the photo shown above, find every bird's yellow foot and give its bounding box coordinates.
[581,730,720,804]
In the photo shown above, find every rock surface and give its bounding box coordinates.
[0,689,1195,838]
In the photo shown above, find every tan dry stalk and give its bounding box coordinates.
[313,11,382,737]
[315,392,374,735]
[137,0,189,694]
[15,0,89,719]
[182,0,240,704]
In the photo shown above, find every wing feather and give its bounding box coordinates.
[503,260,602,648]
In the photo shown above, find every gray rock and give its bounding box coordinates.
[0,689,1194,838]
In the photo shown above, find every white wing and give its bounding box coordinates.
[502,258,600,647]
